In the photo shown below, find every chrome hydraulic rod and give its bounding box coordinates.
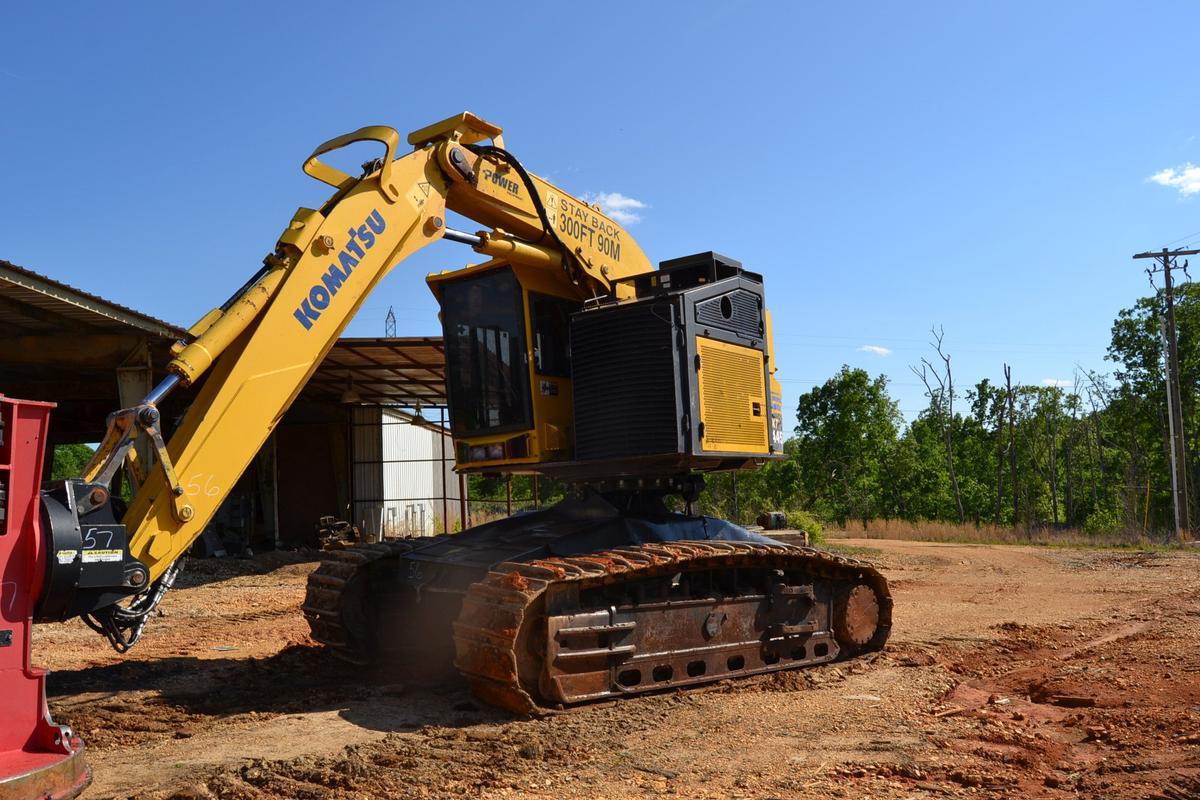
[142,374,180,407]
[442,227,483,246]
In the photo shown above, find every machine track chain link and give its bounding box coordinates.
[302,540,417,662]
[452,540,892,714]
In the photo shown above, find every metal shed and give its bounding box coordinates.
[0,259,183,443]
[299,336,465,538]
[0,258,467,550]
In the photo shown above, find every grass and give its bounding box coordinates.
[820,542,885,558]
[823,518,1181,549]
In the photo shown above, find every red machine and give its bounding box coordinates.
[0,396,90,800]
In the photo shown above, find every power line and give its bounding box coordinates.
[773,334,1099,350]
[777,378,928,387]
[1164,227,1200,248]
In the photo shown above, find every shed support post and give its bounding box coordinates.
[116,340,154,477]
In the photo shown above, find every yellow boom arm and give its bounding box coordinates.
[84,112,653,585]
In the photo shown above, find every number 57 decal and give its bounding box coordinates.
[82,527,113,550]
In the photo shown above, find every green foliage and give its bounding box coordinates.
[51,443,94,480]
[466,474,566,516]
[696,458,804,525]
[1102,282,1200,534]
[785,509,825,545]
[1083,507,1121,536]
[792,366,901,525]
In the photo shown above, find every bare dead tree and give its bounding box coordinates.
[1021,387,1056,525]
[1005,364,1020,526]
[912,326,965,524]
[1081,369,1112,506]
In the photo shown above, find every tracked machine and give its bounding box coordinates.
[291,115,893,710]
[2,113,890,795]
[304,246,893,710]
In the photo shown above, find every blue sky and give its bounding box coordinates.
[4,1,1200,420]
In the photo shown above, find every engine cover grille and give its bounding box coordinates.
[572,301,682,461]
[696,337,768,452]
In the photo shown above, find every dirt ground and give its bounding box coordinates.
[33,539,1200,800]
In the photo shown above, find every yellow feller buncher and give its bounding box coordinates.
[1,111,890,799]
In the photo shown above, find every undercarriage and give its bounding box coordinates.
[303,491,891,713]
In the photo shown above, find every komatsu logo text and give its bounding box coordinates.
[293,209,386,331]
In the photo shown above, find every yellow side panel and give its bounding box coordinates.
[696,337,769,454]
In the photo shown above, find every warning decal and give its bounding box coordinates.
[81,549,122,563]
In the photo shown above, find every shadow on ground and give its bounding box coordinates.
[45,643,510,735]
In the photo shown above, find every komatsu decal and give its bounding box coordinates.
[293,210,386,330]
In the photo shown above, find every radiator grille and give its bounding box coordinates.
[696,337,769,453]
[694,289,763,338]
[571,301,681,460]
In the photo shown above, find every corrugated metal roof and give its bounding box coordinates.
[0,259,185,338]
[0,258,446,409]
[305,336,447,406]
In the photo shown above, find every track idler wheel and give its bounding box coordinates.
[832,583,881,648]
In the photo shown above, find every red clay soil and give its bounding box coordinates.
[30,541,1200,799]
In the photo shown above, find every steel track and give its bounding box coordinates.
[302,539,892,713]
[454,540,891,713]
[301,541,413,663]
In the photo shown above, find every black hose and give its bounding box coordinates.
[465,144,583,285]
[81,558,186,653]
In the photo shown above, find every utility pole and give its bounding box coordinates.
[1133,247,1198,541]
[1161,317,1183,541]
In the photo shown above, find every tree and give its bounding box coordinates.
[1005,364,1019,524]
[886,415,953,520]
[793,366,901,525]
[51,443,94,480]
[969,377,1009,524]
[1020,386,1066,525]
[1106,282,1200,532]
[912,327,965,523]
[697,457,803,525]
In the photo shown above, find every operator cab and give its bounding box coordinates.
[428,259,578,472]
[427,251,784,479]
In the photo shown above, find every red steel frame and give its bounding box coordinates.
[0,396,90,800]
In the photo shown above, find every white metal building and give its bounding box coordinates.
[351,406,464,537]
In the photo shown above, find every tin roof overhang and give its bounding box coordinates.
[0,260,186,441]
[303,336,447,407]
[0,258,449,437]
[0,259,185,338]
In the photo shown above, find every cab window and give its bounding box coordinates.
[441,269,532,436]
[530,293,574,377]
